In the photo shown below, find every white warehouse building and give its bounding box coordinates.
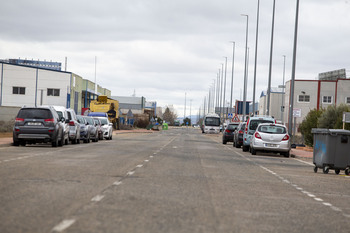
[0,62,71,107]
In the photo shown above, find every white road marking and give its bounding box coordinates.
[136,164,143,168]
[150,156,154,158]
[91,195,104,202]
[52,219,76,232]
[144,160,149,162]
[113,181,122,186]
[294,158,314,166]
[127,171,135,176]
[314,198,323,202]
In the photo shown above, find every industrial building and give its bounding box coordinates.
[0,60,111,119]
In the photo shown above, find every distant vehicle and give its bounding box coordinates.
[83,116,99,142]
[51,106,70,145]
[77,115,90,143]
[66,108,81,144]
[93,117,104,140]
[249,123,290,157]
[13,106,65,147]
[242,116,276,152]
[202,113,221,134]
[174,120,180,126]
[96,117,113,140]
[233,122,246,148]
[222,123,239,144]
[89,95,119,129]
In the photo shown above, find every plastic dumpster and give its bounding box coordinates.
[311,128,350,175]
[162,123,168,130]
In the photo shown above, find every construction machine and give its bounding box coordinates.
[89,95,120,129]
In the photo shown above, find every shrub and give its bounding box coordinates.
[299,108,323,147]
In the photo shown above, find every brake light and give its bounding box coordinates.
[255,132,261,139]
[45,118,54,122]
[48,129,54,132]
[225,129,230,133]
[69,121,75,126]
[239,130,243,134]
[282,134,290,141]
[15,118,24,122]
[245,119,249,133]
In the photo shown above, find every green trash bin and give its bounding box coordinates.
[162,123,168,130]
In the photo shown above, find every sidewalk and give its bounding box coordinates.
[291,147,313,159]
[0,129,154,147]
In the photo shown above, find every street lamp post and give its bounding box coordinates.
[230,42,235,115]
[288,0,300,136]
[242,14,249,122]
[266,0,276,116]
[252,0,260,116]
[223,57,228,122]
[281,55,286,124]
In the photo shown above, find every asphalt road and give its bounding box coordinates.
[0,128,349,233]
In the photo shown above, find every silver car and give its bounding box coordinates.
[249,123,290,157]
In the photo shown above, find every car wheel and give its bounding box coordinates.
[58,132,64,147]
[77,138,80,144]
[13,139,19,146]
[65,137,69,145]
[251,147,256,155]
[222,140,227,144]
[52,134,59,147]
[282,151,290,158]
[242,145,249,152]
[20,141,26,147]
[110,134,112,140]
[72,137,77,144]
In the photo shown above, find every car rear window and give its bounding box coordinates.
[99,118,108,124]
[17,108,52,119]
[227,124,238,130]
[258,125,286,134]
[249,120,274,131]
[76,115,85,124]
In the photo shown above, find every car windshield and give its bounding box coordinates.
[17,109,52,119]
[227,124,238,130]
[76,115,84,124]
[205,117,220,126]
[258,125,286,134]
[99,118,108,124]
[56,111,63,118]
[249,120,274,131]
[84,117,94,125]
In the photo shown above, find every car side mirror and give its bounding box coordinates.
[109,123,113,126]
[65,119,70,124]
[60,117,65,122]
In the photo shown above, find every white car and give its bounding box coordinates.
[97,117,113,140]
[249,123,290,157]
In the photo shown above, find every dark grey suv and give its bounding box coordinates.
[13,106,65,147]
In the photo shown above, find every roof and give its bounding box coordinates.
[260,87,284,97]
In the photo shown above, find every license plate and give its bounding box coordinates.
[28,122,42,126]
[265,143,277,147]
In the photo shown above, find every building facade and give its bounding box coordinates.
[0,61,110,115]
[284,78,350,128]
[259,87,284,123]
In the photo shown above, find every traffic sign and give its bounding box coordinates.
[232,114,240,122]
[228,113,233,118]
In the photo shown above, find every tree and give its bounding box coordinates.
[183,117,191,126]
[163,107,177,125]
[299,108,324,147]
[318,104,350,130]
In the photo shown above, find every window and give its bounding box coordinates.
[13,87,25,95]
[346,97,350,104]
[47,88,60,96]
[322,96,332,104]
[298,95,310,102]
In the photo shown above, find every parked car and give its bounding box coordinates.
[93,117,104,140]
[66,108,81,144]
[77,115,90,143]
[96,117,113,140]
[233,122,246,148]
[83,116,99,142]
[222,123,239,144]
[249,123,290,157]
[242,116,276,152]
[51,106,70,145]
[13,106,65,147]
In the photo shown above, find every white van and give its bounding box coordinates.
[202,113,221,134]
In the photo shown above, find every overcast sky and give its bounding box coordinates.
[1,0,350,117]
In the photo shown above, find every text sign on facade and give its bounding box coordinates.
[293,108,301,118]
[343,112,350,123]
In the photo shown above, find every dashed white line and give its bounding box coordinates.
[144,160,149,162]
[52,219,76,232]
[127,171,135,176]
[91,195,104,202]
[314,198,323,202]
[136,164,143,168]
[113,181,122,186]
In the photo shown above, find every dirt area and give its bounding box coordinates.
[0,132,12,138]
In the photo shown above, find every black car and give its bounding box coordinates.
[13,106,66,147]
[233,122,246,148]
[222,123,239,144]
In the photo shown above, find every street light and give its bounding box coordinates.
[242,14,249,122]
[252,0,260,116]
[288,0,300,136]
[230,42,235,115]
[223,56,228,121]
[266,0,276,116]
